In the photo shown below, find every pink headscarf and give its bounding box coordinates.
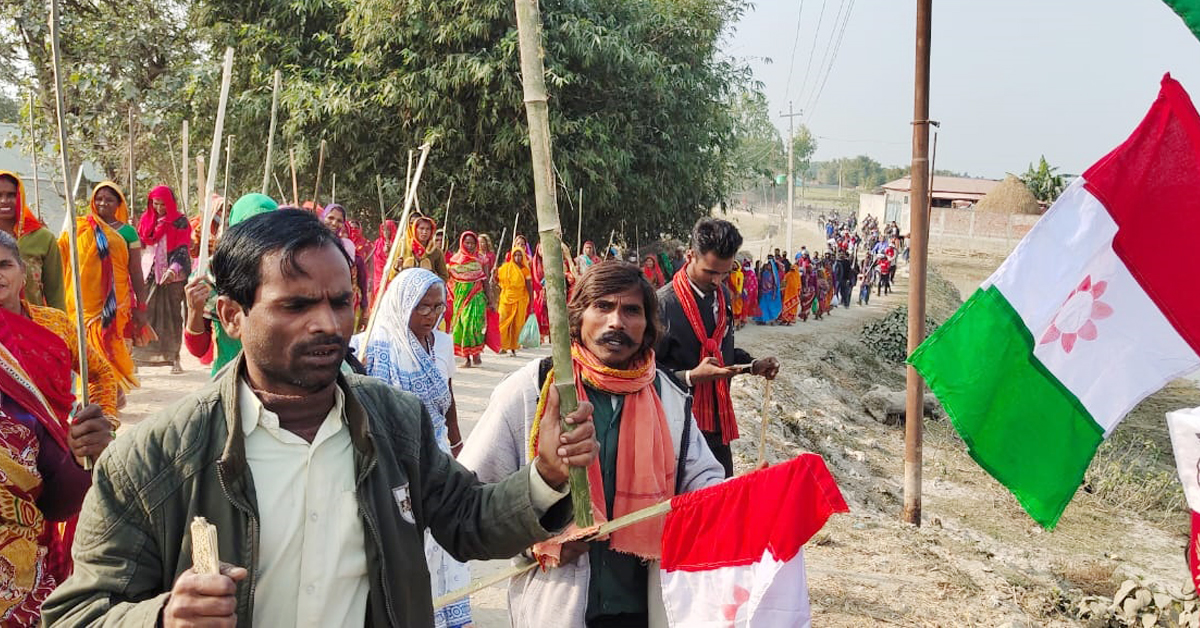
[137,185,191,252]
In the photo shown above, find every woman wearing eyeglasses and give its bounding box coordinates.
[350,267,469,628]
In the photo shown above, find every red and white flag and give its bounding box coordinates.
[1168,407,1200,594]
[659,454,848,627]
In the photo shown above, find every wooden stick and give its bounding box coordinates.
[331,173,336,205]
[219,135,234,238]
[515,0,592,527]
[182,120,190,214]
[27,91,43,221]
[359,143,432,355]
[376,174,386,223]
[433,499,674,609]
[197,47,235,276]
[166,131,181,195]
[273,173,288,202]
[261,70,281,194]
[442,181,455,243]
[405,149,414,198]
[127,107,135,215]
[604,229,616,259]
[576,188,582,253]
[49,0,92,468]
[289,148,299,206]
[196,155,207,243]
[312,139,326,208]
[757,379,774,466]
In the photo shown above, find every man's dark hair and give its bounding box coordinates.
[213,208,351,310]
[690,218,743,259]
[567,261,661,360]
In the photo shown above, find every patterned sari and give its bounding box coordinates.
[800,265,817,321]
[58,182,138,392]
[448,232,488,358]
[779,267,801,324]
[351,269,471,628]
[0,338,71,626]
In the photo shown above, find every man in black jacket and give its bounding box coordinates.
[655,218,779,477]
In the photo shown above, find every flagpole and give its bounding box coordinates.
[902,0,933,527]
[515,0,593,527]
[49,0,92,467]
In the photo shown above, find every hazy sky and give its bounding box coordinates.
[723,0,1200,179]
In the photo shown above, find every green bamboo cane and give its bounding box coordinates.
[514,0,593,527]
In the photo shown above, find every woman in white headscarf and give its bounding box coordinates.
[351,267,470,628]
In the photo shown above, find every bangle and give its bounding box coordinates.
[449,440,463,449]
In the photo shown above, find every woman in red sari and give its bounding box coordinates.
[529,243,549,342]
[741,259,760,321]
[370,219,398,311]
[641,255,666,288]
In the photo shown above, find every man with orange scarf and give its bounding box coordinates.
[655,218,779,478]
[461,261,724,628]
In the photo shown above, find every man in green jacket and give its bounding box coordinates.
[42,209,598,628]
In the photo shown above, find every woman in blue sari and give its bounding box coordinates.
[756,255,782,323]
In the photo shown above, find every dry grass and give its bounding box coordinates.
[973,174,1041,215]
[1053,560,1120,597]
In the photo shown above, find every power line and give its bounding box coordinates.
[801,0,848,105]
[805,0,857,122]
[782,0,807,102]
[794,0,829,107]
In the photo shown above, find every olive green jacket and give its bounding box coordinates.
[42,355,570,627]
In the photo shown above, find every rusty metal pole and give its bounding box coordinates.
[902,0,933,527]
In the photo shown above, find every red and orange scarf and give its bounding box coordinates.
[671,264,738,444]
[530,344,675,561]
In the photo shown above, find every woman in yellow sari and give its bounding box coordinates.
[496,246,532,356]
[779,259,802,325]
[58,182,146,395]
[727,260,745,329]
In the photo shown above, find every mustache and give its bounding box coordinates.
[597,331,635,348]
[294,335,348,354]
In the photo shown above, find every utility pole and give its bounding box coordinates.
[781,103,803,256]
[903,0,933,527]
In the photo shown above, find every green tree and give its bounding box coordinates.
[789,125,817,180]
[0,91,18,123]
[726,89,785,193]
[1020,155,1065,203]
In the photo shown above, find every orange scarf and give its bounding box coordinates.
[531,344,675,561]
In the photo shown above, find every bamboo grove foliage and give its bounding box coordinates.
[4,0,752,239]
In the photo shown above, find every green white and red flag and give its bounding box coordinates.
[909,75,1200,529]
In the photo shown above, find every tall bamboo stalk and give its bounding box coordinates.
[49,0,91,470]
[181,120,189,214]
[197,47,235,276]
[262,70,281,194]
[312,139,326,208]
[360,144,432,354]
[127,107,135,215]
[27,91,43,221]
[514,0,592,526]
[289,148,299,206]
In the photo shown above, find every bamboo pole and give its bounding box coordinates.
[195,155,207,234]
[273,173,288,202]
[261,70,281,194]
[48,0,92,468]
[515,0,592,527]
[576,188,582,252]
[757,380,774,466]
[376,174,386,223]
[442,181,455,244]
[196,47,235,277]
[289,148,299,206]
[127,107,135,215]
[312,139,326,208]
[219,136,234,238]
[331,174,337,205]
[166,132,181,195]
[405,149,414,199]
[182,120,189,214]
[360,143,432,354]
[27,91,42,221]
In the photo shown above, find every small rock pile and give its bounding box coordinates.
[1074,579,1199,627]
[859,307,940,364]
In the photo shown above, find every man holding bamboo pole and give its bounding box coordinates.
[460,261,724,627]
[43,209,599,628]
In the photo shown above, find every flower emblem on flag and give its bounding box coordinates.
[1039,275,1114,354]
[721,584,750,626]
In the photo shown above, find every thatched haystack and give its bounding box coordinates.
[973,174,1041,215]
